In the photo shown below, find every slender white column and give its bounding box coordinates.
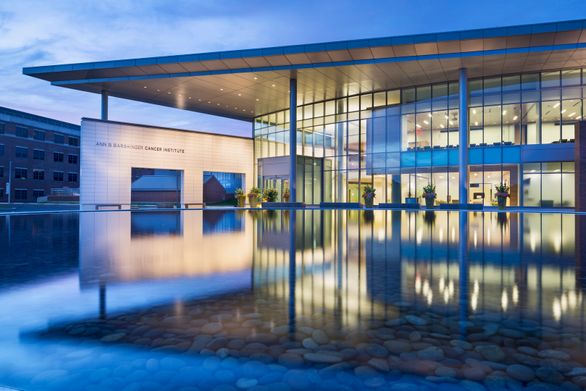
[289,78,297,203]
[101,90,109,121]
[459,69,468,204]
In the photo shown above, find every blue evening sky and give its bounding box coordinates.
[1,0,585,137]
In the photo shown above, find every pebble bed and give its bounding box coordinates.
[37,292,586,391]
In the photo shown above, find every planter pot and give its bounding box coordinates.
[248,195,260,208]
[282,195,290,203]
[363,197,374,208]
[424,196,435,209]
[236,196,246,207]
[497,195,507,209]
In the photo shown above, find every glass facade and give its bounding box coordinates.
[253,68,585,207]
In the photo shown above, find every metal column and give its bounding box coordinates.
[101,90,109,121]
[289,78,297,203]
[459,69,468,204]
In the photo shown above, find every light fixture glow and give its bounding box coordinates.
[561,109,567,114]
[423,120,429,125]
[474,121,479,126]
[553,102,560,108]
[513,115,518,120]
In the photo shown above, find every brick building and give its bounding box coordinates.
[0,106,80,202]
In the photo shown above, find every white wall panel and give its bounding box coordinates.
[80,119,253,209]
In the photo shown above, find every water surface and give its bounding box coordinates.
[0,210,584,390]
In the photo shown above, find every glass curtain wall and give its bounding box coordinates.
[253,68,584,206]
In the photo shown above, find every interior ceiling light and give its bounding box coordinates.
[423,120,429,125]
[143,86,147,89]
[561,109,567,114]
[569,112,576,117]
[554,102,560,108]
[502,110,507,116]
[513,115,518,120]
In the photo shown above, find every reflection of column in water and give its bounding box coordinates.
[459,211,469,337]
[99,281,106,320]
[334,210,344,328]
[288,210,297,338]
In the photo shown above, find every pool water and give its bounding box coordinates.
[0,210,585,390]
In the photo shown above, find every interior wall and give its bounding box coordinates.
[80,119,253,209]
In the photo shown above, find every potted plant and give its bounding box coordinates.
[494,183,509,210]
[263,188,279,203]
[248,187,262,208]
[362,185,376,208]
[422,184,436,209]
[282,188,290,202]
[235,188,246,207]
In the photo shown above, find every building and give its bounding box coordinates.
[23,19,586,210]
[0,106,80,202]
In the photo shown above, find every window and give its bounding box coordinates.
[0,144,4,156]
[15,126,28,138]
[33,130,45,141]
[15,146,28,158]
[54,134,65,144]
[14,168,27,179]
[68,137,79,146]
[68,154,78,164]
[33,169,45,180]
[33,149,45,160]
[53,152,64,162]
[0,122,5,134]
[14,189,27,201]
[32,190,45,199]
[68,172,78,182]
[53,171,64,181]
[0,167,3,177]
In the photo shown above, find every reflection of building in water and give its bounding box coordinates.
[252,210,585,330]
[79,211,253,287]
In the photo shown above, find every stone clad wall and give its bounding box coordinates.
[80,119,253,209]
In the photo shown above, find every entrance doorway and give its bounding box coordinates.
[262,176,289,202]
[469,165,518,206]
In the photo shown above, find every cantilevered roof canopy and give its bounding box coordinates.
[24,20,586,121]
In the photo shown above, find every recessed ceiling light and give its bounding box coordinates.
[167,92,171,94]
[271,84,276,87]
[444,115,449,120]
[569,112,576,117]
[217,103,220,106]
[502,110,507,116]
[188,97,192,99]
[472,109,476,114]
[553,102,560,108]
[440,124,445,129]
[513,115,518,120]
[238,93,242,96]
[220,88,224,91]
[255,98,260,102]
[474,121,479,126]
[208,101,211,104]
[198,98,202,101]
[423,120,429,125]
[254,77,258,80]
[157,89,160,92]
[561,109,567,114]
[416,123,421,128]
[428,113,432,118]
[143,86,147,89]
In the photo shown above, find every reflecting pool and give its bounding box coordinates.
[0,210,585,390]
